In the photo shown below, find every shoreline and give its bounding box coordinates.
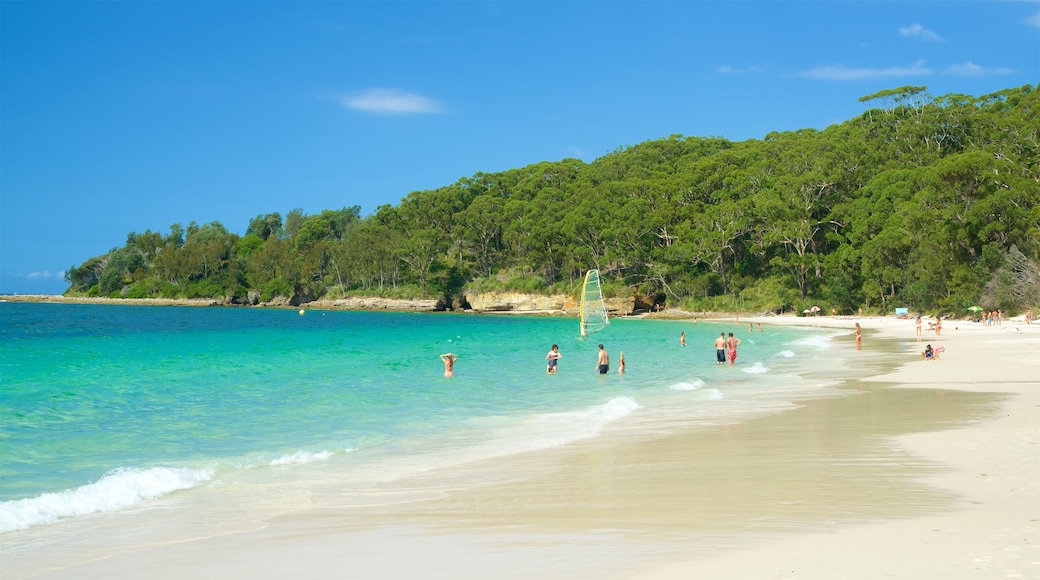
[3,294,1015,325]
[10,315,1035,578]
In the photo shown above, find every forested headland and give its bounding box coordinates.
[65,85,1040,316]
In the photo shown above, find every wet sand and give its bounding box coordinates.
[12,315,1040,579]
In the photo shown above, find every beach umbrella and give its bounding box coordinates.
[967,306,982,312]
[810,306,821,313]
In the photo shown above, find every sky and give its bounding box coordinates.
[2,1,1038,295]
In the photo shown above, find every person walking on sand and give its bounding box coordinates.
[714,332,727,365]
[545,344,562,374]
[596,344,610,374]
[915,316,922,342]
[726,332,742,366]
[680,332,686,347]
[618,351,626,374]
[855,323,862,351]
[440,353,458,377]
[935,316,942,337]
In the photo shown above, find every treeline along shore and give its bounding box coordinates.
[63,85,1040,317]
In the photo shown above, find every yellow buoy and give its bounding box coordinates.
[299,309,305,315]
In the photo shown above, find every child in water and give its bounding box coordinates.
[545,344,562,374]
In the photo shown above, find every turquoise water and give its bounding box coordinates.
[0,303,857,534]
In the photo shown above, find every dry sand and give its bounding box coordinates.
[17,315,1040,579]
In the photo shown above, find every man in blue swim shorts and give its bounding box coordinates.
[596,344,610,374]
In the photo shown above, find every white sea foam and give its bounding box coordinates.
[777,350,796,358]
[269,450,334,466]
[701,388,723,400]
[0,466,213,533]
[529,396,640,444]
[742,362,769,374]
[789,335,834,350]
[669,379,706,391]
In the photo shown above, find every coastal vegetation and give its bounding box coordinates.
[65,85,1040,315]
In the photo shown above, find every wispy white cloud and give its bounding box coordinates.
[797,60,932,80]
[1026,11,1040,29]
[340,89,443,114]
[899,23,943,42]
[566,146,590,159]
[717,65,764,74]
[25,270,61,280]
[797,58,1016,81]
[945,61,1015,76]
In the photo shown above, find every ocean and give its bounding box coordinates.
[0,303,867,540]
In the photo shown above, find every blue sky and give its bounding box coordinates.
[2,1,1038,295]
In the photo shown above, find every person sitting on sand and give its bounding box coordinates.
[921,345,934,361]
[440,353,458,377]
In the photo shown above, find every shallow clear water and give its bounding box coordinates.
[0,303,860,534]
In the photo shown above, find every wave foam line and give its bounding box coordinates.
[742,362,769,374]
[0,466,213,533]
[670,379,706,391]
[269,450,334,466]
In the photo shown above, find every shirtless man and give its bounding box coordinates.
[596,344,610,374]
[714,333,727,365]
[440,353,458,377]
[726,332,742,366]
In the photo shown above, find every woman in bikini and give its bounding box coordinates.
[440,353,458,377]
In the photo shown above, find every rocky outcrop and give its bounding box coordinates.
[462,291,572,313]
[19,292,635,315]
[461,291,635,315]
[308,297,440,311]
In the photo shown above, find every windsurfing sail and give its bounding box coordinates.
[579,269,609,338]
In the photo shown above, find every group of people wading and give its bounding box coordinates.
[441,329,747,379]
[713,332,742,366]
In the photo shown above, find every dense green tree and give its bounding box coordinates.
[64,85,1040,314]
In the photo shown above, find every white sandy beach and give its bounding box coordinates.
[9,314,1039,579]
[637,315,1040,578]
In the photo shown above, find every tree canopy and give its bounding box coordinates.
[66,85,1040,315]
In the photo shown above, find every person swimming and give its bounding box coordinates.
[440,353,458,377]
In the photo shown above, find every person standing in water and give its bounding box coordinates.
[855,323,863,351]
[680,332,686,347]
[714,332,727,365]
[726,332,742,366]
[618,351,626,374]
[440,353,458,377]
[596,344,610,374]
[545,344,562,374]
